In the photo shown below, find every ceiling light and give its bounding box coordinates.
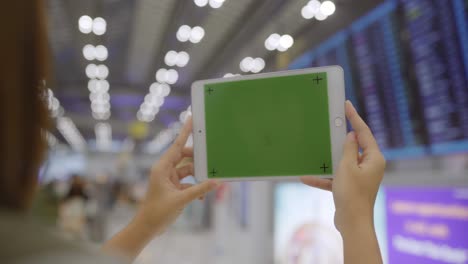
[88,79,109,93]
[145,94,164,108]
[91,98,110,106]
[57,117,86,151]
[92,107,110,115]
[315,9,328,21]
[95,45,108,61]
[136,111,145,122]
[78,15,93,34]
[177,25,205,43]
[279,34,294,50]
[160,84,171,96]
[137,82,170,122]
[240,57,265,73]
[86,64,98,79]
[156,69,168,83]
[95,123,111,136]
[165,50,178,66]
[83,44,96,60]
[189,26,205,43]
[265,33,281,51]
[91,103,110,114]
[320,1,336,16]
[308,0,321,12]
[277,44,288,52]
[194,0,208,7]
[269,33,281,48]
[91,100,110,109]
[92,17,107,35]
[165,51,190,67]
[176,51,190,67]
[92,111,110,120]
[156,68,178,84]
[96,80,109,93]
[140,108,153,117]
[265,33,293,52]
[209,0,224,8]
[149,83,170,97]
[90,92,110,104]
[137,110,155,123]
[144,115,155,123]
[150,82,163,96]
[301,5,315,19]
[96,64,109,79]
[88,79,98,92]
[177,25,192,42]
[141,103,153,113]
[240,57,254,72]
[251,58,265,73]
[166,69,179,84]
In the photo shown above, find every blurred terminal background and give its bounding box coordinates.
[39,0,467,263]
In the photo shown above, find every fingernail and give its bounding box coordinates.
[347,132,356,142]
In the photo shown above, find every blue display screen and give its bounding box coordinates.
[290,0,468,159]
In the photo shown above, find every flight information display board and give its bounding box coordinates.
[290,0,468,159]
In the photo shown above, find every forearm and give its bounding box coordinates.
[339,214,383,264]
[101,214,154,262]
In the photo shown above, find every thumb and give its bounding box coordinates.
[342,131,358,165]
[179,180,219,204]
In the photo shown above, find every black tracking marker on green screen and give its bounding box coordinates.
[204,72,332,178]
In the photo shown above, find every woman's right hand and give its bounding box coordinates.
[301,100,386,232]
[301,100,385,264]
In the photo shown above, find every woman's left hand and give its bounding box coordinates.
[133,118,219,236]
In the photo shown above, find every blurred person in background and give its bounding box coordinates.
[0,1,385,264]
[58,174,89,239]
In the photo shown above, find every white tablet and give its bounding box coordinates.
[191,66,346,181]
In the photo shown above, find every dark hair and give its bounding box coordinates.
[0,0,51,210]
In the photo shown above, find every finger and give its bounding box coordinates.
[172,117,193,152]
[180,183,193,190]
[179,180,219,204]
[342,131,359,165]
[345,101,380,153]
[182,147,193,158]
[176,157,193,169]
[180,184,205,200]
[159,118,193,166]
[177,163,194,180]
[300,176,332,191]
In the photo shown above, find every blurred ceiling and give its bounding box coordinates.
[46,0,383,149]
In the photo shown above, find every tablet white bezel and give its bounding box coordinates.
[191,66,346,182]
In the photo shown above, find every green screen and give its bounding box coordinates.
[204,72,332,178]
